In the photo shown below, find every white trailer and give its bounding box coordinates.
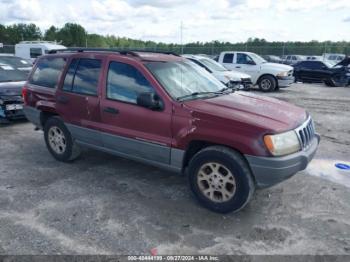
[15,41,66,62]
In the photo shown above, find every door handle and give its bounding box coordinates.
[103,107,119,114]
[236,66,241,68]
[57,95,69,104]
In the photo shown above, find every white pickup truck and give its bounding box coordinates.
[217,51,294,92]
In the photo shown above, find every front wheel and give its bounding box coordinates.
[258,75,277,92]
[188,146,255,213]
[324,77,346,87]
[44,117,81,162]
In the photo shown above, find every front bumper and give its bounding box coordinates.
[245,134,320,188]
[227,79,253,90]
[277,76,295,87]
[0,97,25,120]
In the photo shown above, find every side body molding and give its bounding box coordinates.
[66,123,185,173]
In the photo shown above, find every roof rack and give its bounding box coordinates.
[48,48,180,57]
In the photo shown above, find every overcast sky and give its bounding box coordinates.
[0,0,350,43]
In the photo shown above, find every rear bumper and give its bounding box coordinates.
[23,105,42,127]
[277,76,295,87]
[245,134,320,188]
[0,104,25,120]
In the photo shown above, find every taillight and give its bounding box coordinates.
[22,87,28,105]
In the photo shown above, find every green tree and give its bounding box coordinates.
[44,26,58,41]
[57,23,86,47]
[5,23,42,44]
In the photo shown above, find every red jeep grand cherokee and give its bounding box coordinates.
[23,49,320,213]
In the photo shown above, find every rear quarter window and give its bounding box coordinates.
[29,57,66,88]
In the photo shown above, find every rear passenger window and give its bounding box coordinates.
[30,48,42,58]
[29,57,66,88]
[107,62,154,104]
[63,58,101,96]
[223,53,234,63]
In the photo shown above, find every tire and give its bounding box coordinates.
[188,146,255,213]
[258,75,276,92]
[44,117,81,162]
[324,79,334,87]
[324,77,346,87]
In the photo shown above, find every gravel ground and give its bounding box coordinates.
[0,83,349,255]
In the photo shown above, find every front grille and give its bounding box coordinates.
[241,78,252,83]
[295,117,315,149]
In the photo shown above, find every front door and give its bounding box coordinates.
[236,53,259,83]
[99,59,172,164]
[56,57,103,146]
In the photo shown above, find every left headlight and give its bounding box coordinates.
[264,130,301,156]
[276,71,289,78]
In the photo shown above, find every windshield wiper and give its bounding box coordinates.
[176,91,224,101]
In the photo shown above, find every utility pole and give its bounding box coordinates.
[282,42,286,57]
[180,21,184,54]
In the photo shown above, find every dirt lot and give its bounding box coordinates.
[0,83,349,255]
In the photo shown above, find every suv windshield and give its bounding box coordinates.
[198,58,227,72]
[0,67,27,82]
[146,60,225,101]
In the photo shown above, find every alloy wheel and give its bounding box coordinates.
[197,162,236,203]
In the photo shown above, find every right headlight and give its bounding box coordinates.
[264,130,301,156]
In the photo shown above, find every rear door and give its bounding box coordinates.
[99,58,172,164]
[302,61,329,81]
[221,53,235,70]
[55,56,104,146]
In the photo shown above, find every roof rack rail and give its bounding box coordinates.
[48,48,180,57]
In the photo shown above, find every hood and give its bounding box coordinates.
[336,57,350,67]
[213,70,251,83]
[0,81,25,97]
[260,62,293,72]
[184,91,306,133]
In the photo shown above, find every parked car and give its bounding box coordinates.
[0,54,32,72]
[217,51,294,92]
[0,64,27,123]
[23,49,319,213]
[182,54,253,90]
[306,56,322,61]
[15,41,66,62]
[282,55,306,65]
[262,55,282,63]
[323,53,346,63]
[293,60,350,87]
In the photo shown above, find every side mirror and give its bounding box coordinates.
[137,92,163,110]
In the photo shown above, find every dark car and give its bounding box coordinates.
[0,55,32,72]
[293,60,350,87]
[23,49,319,213]
[262,55,282,63]
[0,64,27,123]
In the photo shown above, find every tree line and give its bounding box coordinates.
[0,23,349,56]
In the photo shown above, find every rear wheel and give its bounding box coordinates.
[258,75,276,92]
[188,146,255,213]
[44,117,81,162]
